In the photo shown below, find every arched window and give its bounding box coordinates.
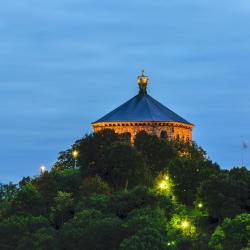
[160,130,168,140]
[176,134,180,141]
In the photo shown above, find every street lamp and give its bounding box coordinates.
[198,202,203,209]
[72,150,79,168]
[181,219,190,229]
[40,165,46,175]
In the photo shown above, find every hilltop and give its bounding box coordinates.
[0,130,250,250]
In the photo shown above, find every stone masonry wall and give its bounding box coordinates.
[92,122,193,143]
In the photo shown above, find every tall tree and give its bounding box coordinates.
[167,158,219,205]
[12,183,44,216]
[209,213,250,250]
[134,131,177,176]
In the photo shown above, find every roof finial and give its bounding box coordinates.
[137,69,149,94]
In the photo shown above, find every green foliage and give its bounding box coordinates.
[209,213,250,250]
[134,131,177,176]
[167,158,219,205]
[119,227,169,250]
[0,182,18,220]
[50,191,74,228]
[77,130,149,189]
[80,176,111,196]
[1,132,250,249]
[59,209,124,250]
[76,194,111,213]
[120,207,169,250]
[16,227,57,250]
[55,169,81,196]
[12,183,44,215]
[0,182,17,202]
[154,172,174,198]
[78,129,120,176]
[172,141,207,161]
[110,186,174,219]
[32,171,58,211]
[0,215,50,250]
[198,169,249,220]
[102,141,148,189]
[19,176,32,188]
[53,149,78,171]
[124,207,168,234]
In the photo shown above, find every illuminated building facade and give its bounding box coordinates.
[92,71,194,142]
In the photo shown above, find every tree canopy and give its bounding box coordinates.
[0,129,249,250]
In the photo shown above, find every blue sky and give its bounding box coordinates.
[1,0,250,183]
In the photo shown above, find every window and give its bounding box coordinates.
[160,130,168,140]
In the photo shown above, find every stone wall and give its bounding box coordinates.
[92,122,193,143]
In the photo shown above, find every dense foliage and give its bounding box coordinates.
[0,130,249,249]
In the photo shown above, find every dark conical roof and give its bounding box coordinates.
[92,93,191,124]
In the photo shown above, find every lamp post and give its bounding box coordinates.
[72,150,79,168]
[40,165,47,175]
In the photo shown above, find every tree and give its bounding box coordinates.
[55,169,82,196]
[120,207,169,250]
[32,172,58,214]
[80,176,111,196]
[167,158,219,206]
[198,171,248,220]
[119,227,169,250]
[102,142,148,189]
[0,215,50,250]
[124,207,168,234]
[16,227,57,250]
[12,183,44,215]
[0,182,17,202]
[209,213,250,250]
[59,209,124,250]
[0,182,18,220]
[50,191,74,228]
[172,141,207,162]
[76,194,111,214]
[19,177,32,188]
[78,130,149,189]
[134,131,177,176]
[110,186,174,219]
[78,130,120,178]
[228,167,250,212]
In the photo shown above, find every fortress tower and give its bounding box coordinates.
[92,71,194,142]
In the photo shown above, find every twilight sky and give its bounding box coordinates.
[1,0,250,183]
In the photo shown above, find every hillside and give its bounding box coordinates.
[0,130,250,250]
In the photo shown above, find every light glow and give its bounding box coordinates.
[156,173,173,195]
[164,175,169,181]
[40,165,46,174]
[72,150,79,158]
[198,202,203,208]
[159,182,167,190]
[181,220,190,229]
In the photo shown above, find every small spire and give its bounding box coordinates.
[137,69,149,94]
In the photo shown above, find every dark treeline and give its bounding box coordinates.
[0,130,250,250]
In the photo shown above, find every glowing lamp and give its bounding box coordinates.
[40,165,46,174]
[164,175,169,181]
[72,150,79,158]
[181,220,190,229]
[198,202,203,209]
